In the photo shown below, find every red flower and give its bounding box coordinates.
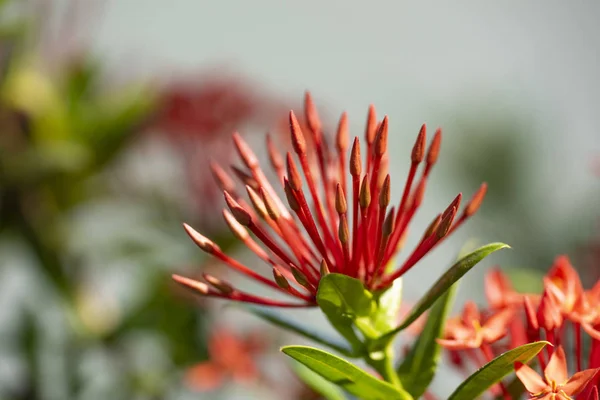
[155,73,276,142]
[516,346,598,400]
[184,327,265,391]
[172,93,486,307]
[150,72,285,227]
[437,301,513,351]
[544,256,584,316]
[485,268,528,310]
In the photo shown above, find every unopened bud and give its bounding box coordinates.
[442,193,462,220]
[379,175,391,207]
[203,273,234,295]
[365,104,377,145]
[422,214,442,239]
[383,207,396,237]
[304,92,322,140]
[464,183,487,217]
[335,184,347,214]
[210,161,235,193]
[284,180,300,212]
[338,217,349,244]
[183,223,220,253]
[289,111,307,155]
[286,153,303,190]
[246,186,269,220]
[426,128,442,166]
[374,116,388,157]
[222,209,248,240]
[320,259,330,276]
[172,274,210,295]
[291,267,310,288]
[411,124,426,163]
[350,137,362,176]
[359,175,371,209]
[233,132,259,169]
[436,206,456,239]
[260,187,280,221]
[336,112,349,152]
[273,268,290,289]
[224,191,252,226]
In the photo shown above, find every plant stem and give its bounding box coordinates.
[366,346,401,388]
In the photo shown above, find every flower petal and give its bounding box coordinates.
[482,308,514,343]
[461,301,481,326]
[485,268,512,309]
[437,338,478,351]
[184,362,226,391]
[544,346,568,385]
[515,362,549,395]
[561,368,598,396]
[537,289,563,331]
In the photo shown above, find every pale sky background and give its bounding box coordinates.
[90,0,600,293]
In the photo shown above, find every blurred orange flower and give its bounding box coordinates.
[184,327,266,392]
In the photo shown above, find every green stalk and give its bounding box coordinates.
[365,346,401,388]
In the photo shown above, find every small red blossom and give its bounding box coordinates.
[150,72,285,227]
[155,73,277,142]
[172,93,486,307]
[544,256,584,316]
[437,301,513,351]
[485,268,528,310]
[184,327,265,392]
[516,346,598,400]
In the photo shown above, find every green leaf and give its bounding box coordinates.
[282,346,412,400]
[317,273,374,318]
[317,273,375,348]
[396,283,457,398]
[371,278,403,334]
[292,362,347,400]
[448,341,549,400]
[376,242,509,347]
[247,307,355,356]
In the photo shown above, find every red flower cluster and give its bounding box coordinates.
[172,93,486,307]
[150,73,285,226]
[155,73,277,142]
[184,327,265,391]
[439,256,600,399]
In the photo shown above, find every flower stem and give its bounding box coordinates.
[366,346,401,388]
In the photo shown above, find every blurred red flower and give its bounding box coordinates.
[184,326,266,392]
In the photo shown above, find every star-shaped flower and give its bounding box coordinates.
[516,346,598,399]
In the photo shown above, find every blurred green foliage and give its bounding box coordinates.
[0,2,218,399]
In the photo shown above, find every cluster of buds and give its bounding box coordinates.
[438,256,600,399]
[172,93,487,307]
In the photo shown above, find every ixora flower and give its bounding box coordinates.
[437,301,513,351]
[184,327,265,391]
[172,93,487,307]
[441,259,600,399]
[516,346,598,400]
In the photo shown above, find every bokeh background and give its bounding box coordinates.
[1,1,599,399]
